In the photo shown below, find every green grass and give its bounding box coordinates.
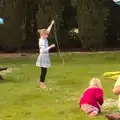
[0,52,120,120]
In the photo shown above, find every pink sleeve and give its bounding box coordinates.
[96,88,104,105]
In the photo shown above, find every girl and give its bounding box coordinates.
[36,20,55,89]
[113,76,120,112]
[80,78,104,117]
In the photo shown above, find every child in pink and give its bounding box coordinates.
[80,78,104,117]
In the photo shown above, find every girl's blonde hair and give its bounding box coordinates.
[89,78,102,88]
[38,29,49,35]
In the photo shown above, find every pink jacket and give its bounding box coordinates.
[80,87,104,110]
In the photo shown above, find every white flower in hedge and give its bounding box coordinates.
[69,28,79,34]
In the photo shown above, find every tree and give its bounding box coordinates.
[72,0,109,50]
[0,0,27,52]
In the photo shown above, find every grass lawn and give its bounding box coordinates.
[0,52,120,120]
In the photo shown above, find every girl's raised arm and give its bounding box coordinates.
[47,20,55,34]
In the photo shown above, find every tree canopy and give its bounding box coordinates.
[0,0,120,52]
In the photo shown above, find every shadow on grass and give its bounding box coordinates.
[0,76,31,83]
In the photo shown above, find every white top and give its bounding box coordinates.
[39,38,50,54]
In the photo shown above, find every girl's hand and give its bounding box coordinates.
[50,44,55,48]
[51,20,55,25]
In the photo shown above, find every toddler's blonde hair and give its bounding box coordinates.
[38,29,49,35]
[89,78,102,88]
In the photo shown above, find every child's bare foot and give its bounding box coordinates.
[41,85,47,89]
[40,82,47,89]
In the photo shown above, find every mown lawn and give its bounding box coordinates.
[0,52,120,120]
